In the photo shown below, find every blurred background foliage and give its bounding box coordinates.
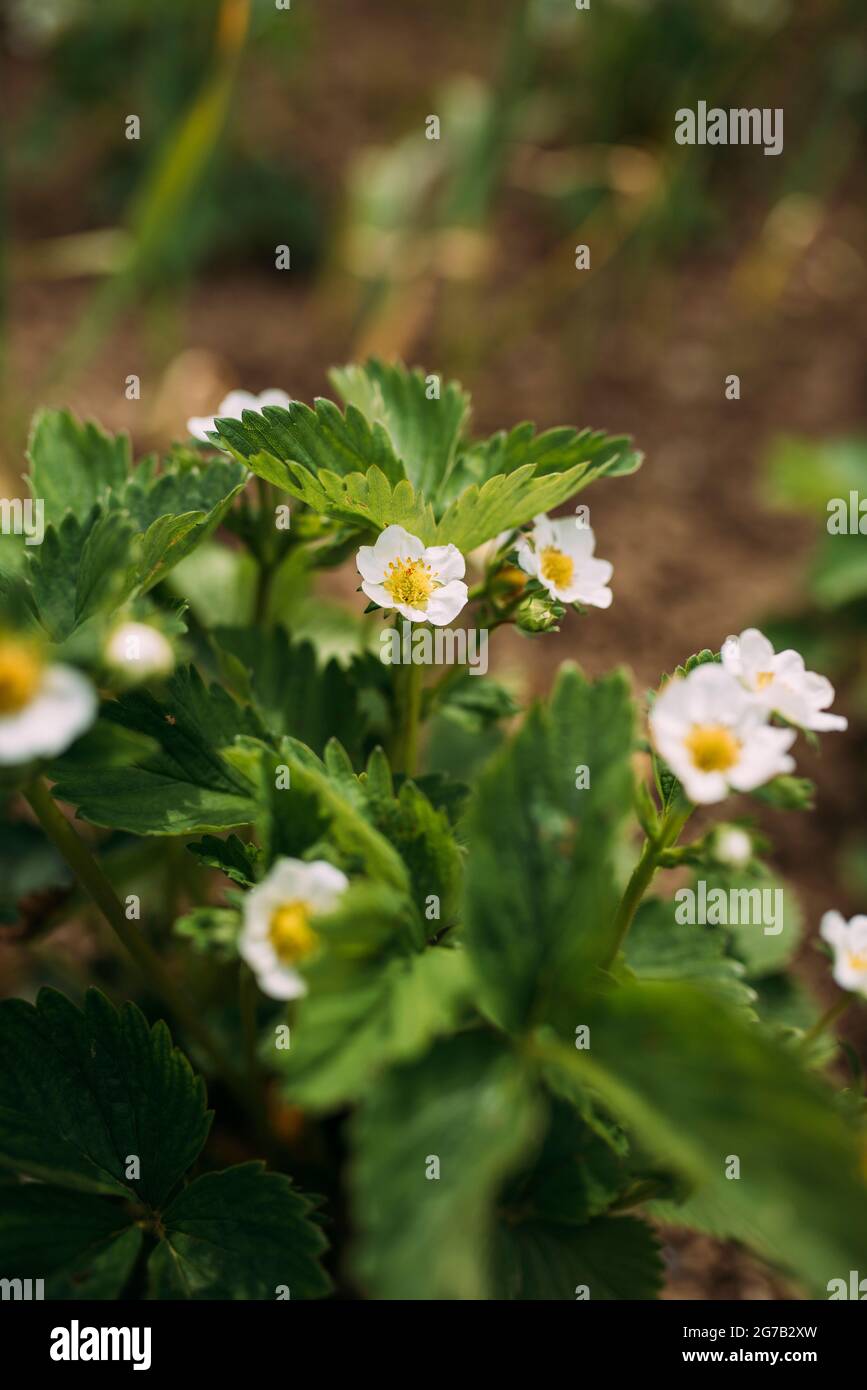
[1,0,866,1298]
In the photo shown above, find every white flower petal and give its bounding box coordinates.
[425,580,470,626]
[423,544,466,583]
[0,664,97,766]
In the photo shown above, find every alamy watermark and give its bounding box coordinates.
[0,497,44,546]
[675,880,784,936]
[380,620,488,675]
[675,102,783,157]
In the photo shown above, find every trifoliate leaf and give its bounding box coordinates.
[351,1033,542,1299]
[147,1163,331,1300]
[49,667,263,834]
[25,510,137,641]
[464,663,635,1032]
[0,989,210,1203]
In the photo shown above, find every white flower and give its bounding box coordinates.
[820,911,867,997]
[650,663,796,805]
[187,389,292,443]
[516,514,613,608]
[239,858,349,1000]
[356,524,469,626]
[0,637,97,766]
[105,622,174,680]
[711,825,753,869]
[721,627,847,733]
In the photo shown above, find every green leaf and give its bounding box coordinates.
[280,938,474,1110]
[25,510,137,641]
[213,397,406,487]
[433,673,521,731]
[360,754,463,931]
[432,461,591,552]
[0,1185,141,1299]
[0,989,210,1204]
[250,459,436,541]
[351,1033,542,1299]
[448,421,641,498]
[493,1214,662,1301]
[625,898,756,1011]
[174,906,242,960]
[751,775,815,811]
[544,981,867,1292]
[330,359,470,496]
[147,1162,331,1300]
[269,737,411,896]
[49,667,262,834]
[186,833,259,887]
[698,868,804,978]
[27,409,131,524]
[214,624,370,758]
[464,664,635,1032]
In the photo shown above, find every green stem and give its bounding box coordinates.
[604,802,692,968]
[24,777,251,1110]
[391,625,424,776]
[802,994,853,1048]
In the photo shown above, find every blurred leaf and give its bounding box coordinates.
[625,898,755,1010]
[351,1032,542,1299]
[544,981,867,1293]
[49,667,262,834]
[185,832,258,888]
[464,664,634,1032]
[493,1213,662,1301]
[214,624,370,759]
[281,928,473,1111]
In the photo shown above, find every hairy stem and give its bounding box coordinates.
[605,802,692,968]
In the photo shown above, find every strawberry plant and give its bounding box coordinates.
[0,361,864,1301]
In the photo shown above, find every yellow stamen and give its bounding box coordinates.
[684,724,741,774]
[756,671,774,689]
[383,556,437,610]
[539,547,575,589]
[0,638,43,715]
[848,951,867,973]
[268,901,318,965]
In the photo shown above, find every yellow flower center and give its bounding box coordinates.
[539,547,575,589]
[684,724,742,774]
[756,671,775,689]
[382,556,437,610]
[848,950,867,973]
[268,901,318,965]
[0,639,43,715]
